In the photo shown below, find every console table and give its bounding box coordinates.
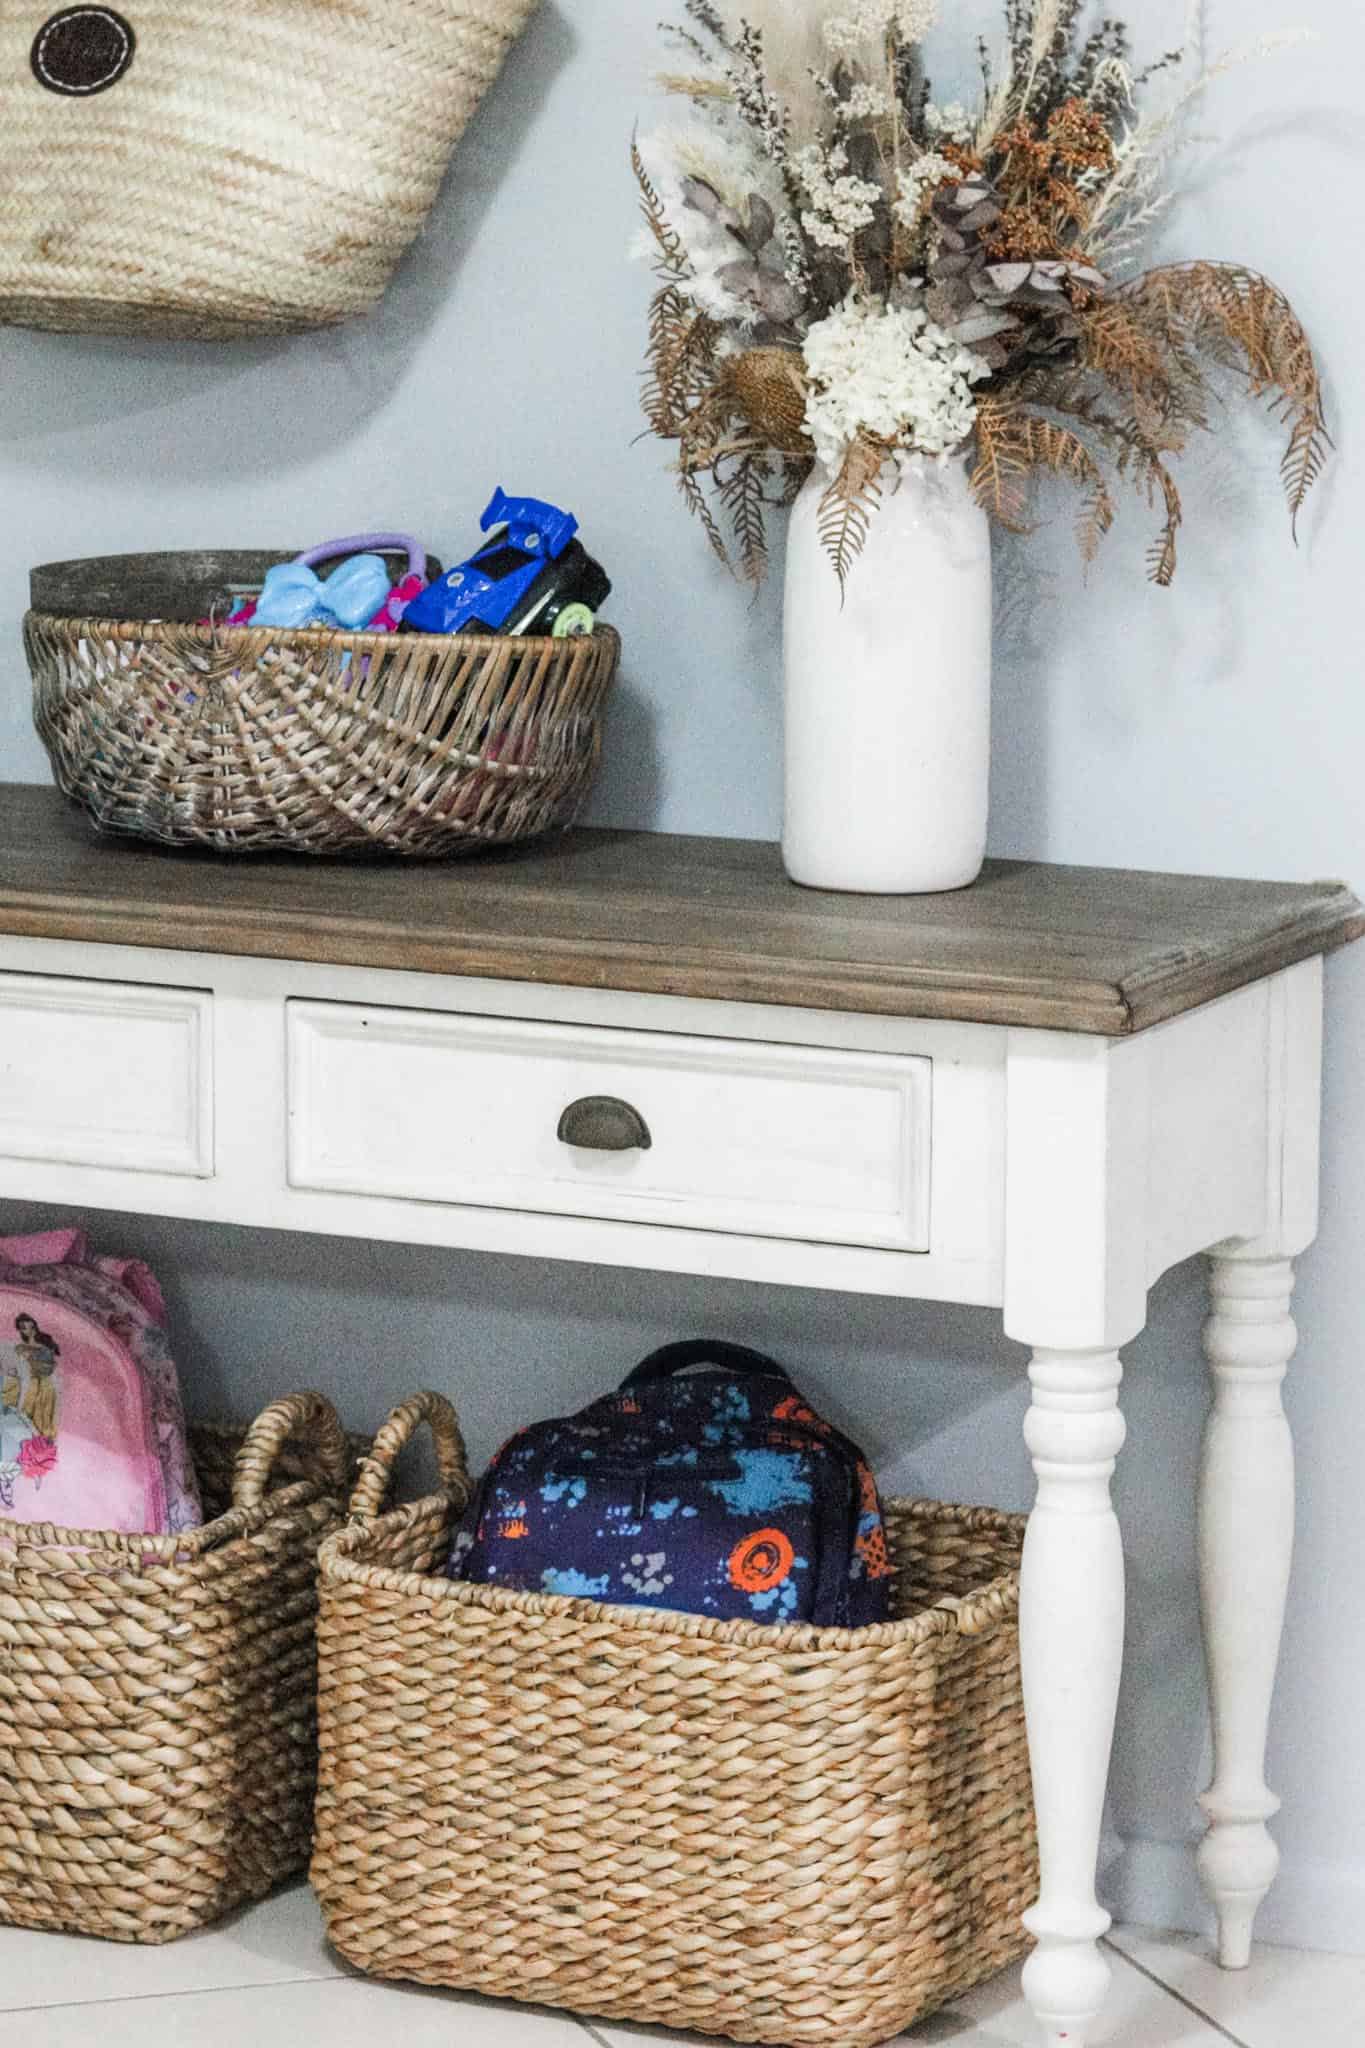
[1,782,1360,2048]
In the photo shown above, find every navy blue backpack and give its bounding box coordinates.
[448,1340,894,1628]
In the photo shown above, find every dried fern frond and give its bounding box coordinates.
[817,435,889,593]
[1081,299,1197,438]
[718,452,773,586]
[1144,459,1183,584]
[645,323,811,580]
[1119,262,1329,534]
[971,400,1115,563]
[1014,372,1185,584]
[971,397,1034,533]
[1085,277,1211,439]
[641,285,692,436]
[1006,257,1326,579]
[1064,399,1183,584]
[679,466,731,567]
[632,136,690,281]
[679,436,810,582]
[641,289,723,444]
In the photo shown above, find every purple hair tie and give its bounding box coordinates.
[295,534,427,581]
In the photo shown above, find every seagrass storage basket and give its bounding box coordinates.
[25,552,621,857]
[312,1394,1038,2048]
[0,1392,369,1944]
[0,0,538,338]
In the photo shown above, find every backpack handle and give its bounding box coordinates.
[622,1339,794,1391]
[348,1390,471,1525]
[232,1390,350,1510]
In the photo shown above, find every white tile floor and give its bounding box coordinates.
[3,1886,1361,2048]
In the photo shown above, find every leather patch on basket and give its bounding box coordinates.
[31,7,136,97]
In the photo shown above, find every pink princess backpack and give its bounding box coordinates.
[0,1229,201,1535]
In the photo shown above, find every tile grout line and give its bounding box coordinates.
[576,2023,615,2048]
[1103,1940,1257,2048]
[0,1971,348,2021]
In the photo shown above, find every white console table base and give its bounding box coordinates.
[1,791,1357,2048]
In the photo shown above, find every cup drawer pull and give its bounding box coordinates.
[557,1096,653,1153]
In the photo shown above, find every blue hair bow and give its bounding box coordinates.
[252,554,393,630]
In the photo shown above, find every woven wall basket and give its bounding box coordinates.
[0,0,538,339]
[312,1394,1039,2048]
[26,551,620,856]
[0,1393,371,1945]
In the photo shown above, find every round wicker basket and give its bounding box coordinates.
[25,552,621,858]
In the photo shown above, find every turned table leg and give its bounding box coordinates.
[1004,1029,1149,2048]
[1197,1251,1298,1969]
[1019,1346,1128,2047]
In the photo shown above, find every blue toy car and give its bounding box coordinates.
[402,490,611,638]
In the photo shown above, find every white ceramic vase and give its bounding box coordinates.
[782,453,993,895]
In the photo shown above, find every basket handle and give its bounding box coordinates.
[294,533,428,584]
[347,1391,471,1526]
[231,1390,350,1510]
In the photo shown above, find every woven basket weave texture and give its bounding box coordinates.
[312,1393,1039,2048]
[0,0,538,338]
[0,1393,369,1944]
[26,560,620,856]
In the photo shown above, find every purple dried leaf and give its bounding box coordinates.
[952,309,1020,344]
[984,262,1032,294]
[746,195,776,249]
[1067,265,1108,292]
[682,177,739,233]
[757,277,805,323]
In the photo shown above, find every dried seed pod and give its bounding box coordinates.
[725,346,813,454]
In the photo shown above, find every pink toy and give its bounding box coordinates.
[370,570,428,632]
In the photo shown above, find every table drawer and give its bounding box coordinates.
[287,1002,931,1252]
[0,973,213,1177]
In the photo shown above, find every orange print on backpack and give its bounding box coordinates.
[728,1528,796,1595]
[856,1522,894,1580]
[772,1394,828,1432]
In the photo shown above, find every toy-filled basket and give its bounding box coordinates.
[0,0,538,339]
[25,551,621,857]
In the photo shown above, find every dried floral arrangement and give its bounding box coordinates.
[634,1,1328,587]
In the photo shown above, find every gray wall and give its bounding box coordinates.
[1,0,1361,1952]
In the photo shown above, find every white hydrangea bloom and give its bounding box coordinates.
[796,142,883,252]
[824,0,939,61]
[894,152,957,228]
[801,294,989,471]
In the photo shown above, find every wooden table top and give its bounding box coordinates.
[0,784,1359,1035]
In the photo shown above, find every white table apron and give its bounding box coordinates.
[0,931,1324,2048]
